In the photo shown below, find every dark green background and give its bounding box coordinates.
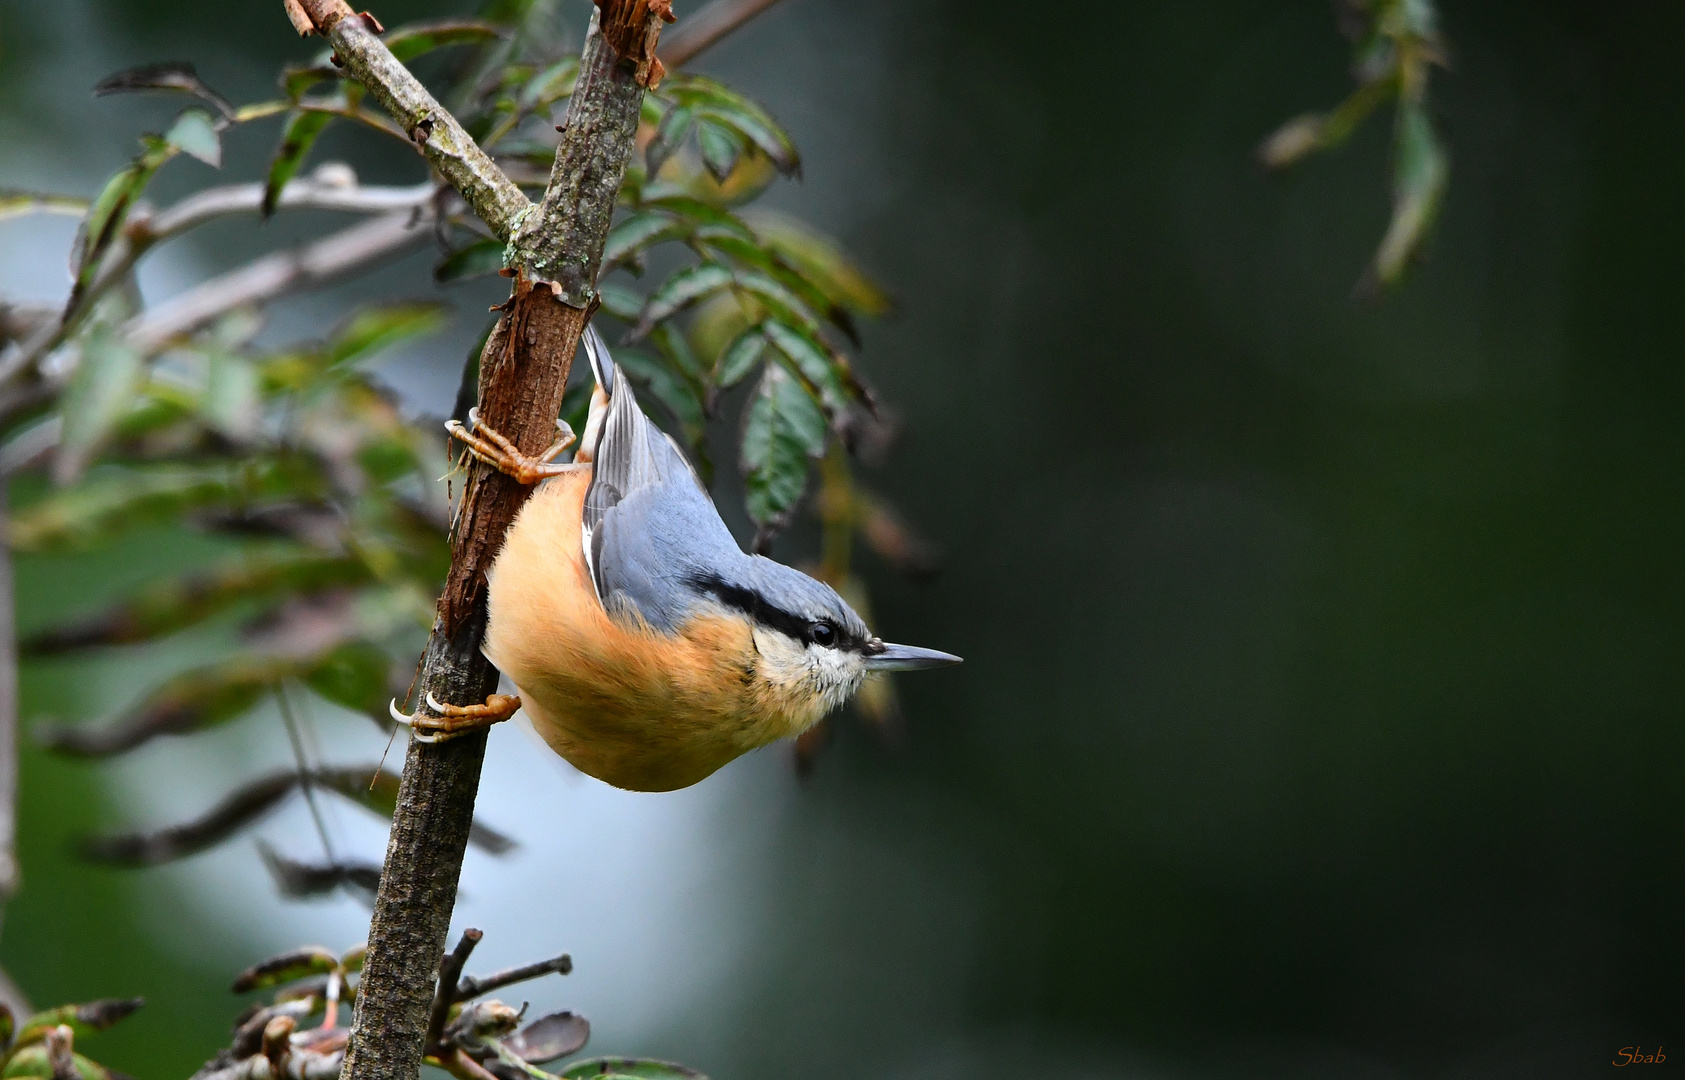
[1,0,1680,1076]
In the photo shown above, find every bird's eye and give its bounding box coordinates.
[808,621,837,647]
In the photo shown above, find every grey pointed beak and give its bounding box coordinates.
[862,640,963,671]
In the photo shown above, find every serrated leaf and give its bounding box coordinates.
[53,324,143,484]
[231,947,339,993]
[664,75,799,177]
[327,302,449,367]
[730,269,823,338]
[741,364,825,528]
[632,262,733,337]
[645,104,694,179]
[602,211,687,273]
[93,61,233,121]
[761,318,852,409]
[636,195,754,239]
[435,238,505,283]
[0,191,88,223]
[384,19,506,63]
[165,108,221,167]
[694,120,742,184]
[742,209,892,317]
[559,1060,705,1080]
[263,109,333,216]
[713,323,766,390]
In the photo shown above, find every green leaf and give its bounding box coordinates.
[0,191,88,223]
[164,108,221,168]
[231,947,339,993]
[327,302,449,367]
[713,323,766,390]
[633,262,733,337]
[741,363,825,528]
[53,323,143,483]
[694,120,742,184]
[730,268,824,337]
[664,75,799,176]
[303,640,391,716]
[23,551,368,655]
[10,458,324,553]
[595,282,645,322]
[263,109,333,216]
[617,349,704,447]
[435,238,506,283]
[602,211,687,273]
[94,61,234,121]
[13,1001,143,1047]
[649,323,704,382]
[742,209,893,317]
[201,350,261,438]
[1372,96,1448,288]
[281,63,340,101]
[384,19,506,63]
[68,140,175,312]
[646,104,694,178]
[1,1046,110,1080]
[560,1060,705,1080]
[636,195,754,239]
[37,656,301,758]
[520,57,580,110]
[761,318,848,409]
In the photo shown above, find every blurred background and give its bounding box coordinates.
[2,1,1682,1077]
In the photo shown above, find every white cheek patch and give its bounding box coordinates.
[751,627,867,713]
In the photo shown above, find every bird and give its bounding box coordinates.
[392,323,960,792]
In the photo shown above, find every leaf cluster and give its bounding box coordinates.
[1259,0,1449,292]
[0,996,144,1080]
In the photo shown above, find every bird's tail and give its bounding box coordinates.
[582,323,616,397]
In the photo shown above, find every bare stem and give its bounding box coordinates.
[658,0,785,68]
[455,953,572,1001]
[294,0,531,241]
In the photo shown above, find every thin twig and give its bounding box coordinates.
[293,0,531,241]
[455,953,572,1002]
[425,928,483,1053]
[124,208,435,354]
[658,0,785,68]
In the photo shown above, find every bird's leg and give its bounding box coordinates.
[388,693,521,744]
[445,408,577,484]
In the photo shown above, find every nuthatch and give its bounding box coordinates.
[394,325,959,791]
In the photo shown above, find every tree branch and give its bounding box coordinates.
[124,207,435,354]
[292,0,531,241]
[658,0,784,68]
[328,7,669,1080]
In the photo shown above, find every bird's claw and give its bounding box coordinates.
[388,693,522,744]
[446,411,576,485]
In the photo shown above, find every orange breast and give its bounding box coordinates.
[483,469,818,791]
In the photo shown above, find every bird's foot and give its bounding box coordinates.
[389,692,521,744]
[445,408,576,484]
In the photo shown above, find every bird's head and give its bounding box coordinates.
[685,561,961,719]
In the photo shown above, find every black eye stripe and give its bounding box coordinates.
[685,572,861,651]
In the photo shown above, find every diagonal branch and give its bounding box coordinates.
[658,0,784,68]
[291,0,530,240]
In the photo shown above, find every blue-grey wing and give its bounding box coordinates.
[580,328,739,632]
